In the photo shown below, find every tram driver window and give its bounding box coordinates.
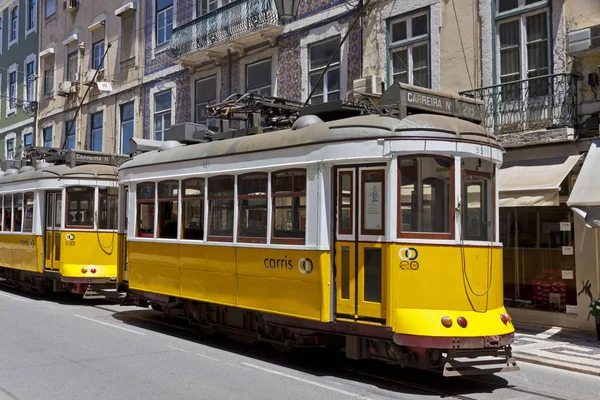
[238,173,268,243]
[398,156,452,238]
[272,169,306,244]
[136,182,155,238]
[182,179,204,240]
[461,158,493,241]
[3,195,12,232]
[208,176,234,241]
[67,187,94,228]
[158,181,179,239]
[99,188,118,230]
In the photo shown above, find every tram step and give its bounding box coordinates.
[83,287,124,301]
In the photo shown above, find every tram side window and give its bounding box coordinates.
[136,182,155,238]
[99,188,118,230]
[208,176,234,241]
[272,169,306,244]
[13,194,23,232]
[238,173,268,243]
[67,187,94,228]
[0,195,3,231]
[461,158,494,241]
[23,192,34,232]
[398,156,453,237]
[158,181,179,239]
[3,195,12,232]
[182,178,204,240]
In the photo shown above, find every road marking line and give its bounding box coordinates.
[74,314,146,336]
[196,353,220,362]
[226,363,253,371]
[535,327,562,339]
[0,292,30,303]
[168,345,190,353]
[241,363,372,399]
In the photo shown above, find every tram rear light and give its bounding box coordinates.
[500,314,508,324]
[81,268,87,273]
[441,316,452,328]
[457,316,468,328]
[91,268,96,274]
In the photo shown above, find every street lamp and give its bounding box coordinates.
[273,0,301,22]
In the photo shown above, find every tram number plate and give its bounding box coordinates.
[474,145,489,157]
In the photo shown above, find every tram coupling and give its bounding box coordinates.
[442,347,519,377]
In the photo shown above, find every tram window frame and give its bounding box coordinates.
[23,192,34,233]
[13,193,23,232]
[182,178,205,241]
[461,161,494,242]
[397,155,454,240]
[238,172,268,244]
[361,169,385,236]
[136,182,156,238]
[66,187,95,229]
[0,195,3,232]
[3,194,13,232]
[157,180,179,240]
[271,169,306,245]
[338,171,353,235]
[208,175,235,242]
[98,187,118,230]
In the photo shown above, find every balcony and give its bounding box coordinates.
[459,74,578,143]
[166,0,282,64]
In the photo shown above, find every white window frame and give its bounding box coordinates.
[42,125,53,147]
[246,59,272,96]
[300,21,349,104]
[155,0,174,47]
[495,3,551,100]
[43,61,54,96]
[190,67,220,128]
[388,10,430,88]
[92,39,106,71]
[23,53,36,103]
[241,47,278,97]
[64,119,77,150]
[118,100,136,154]
[89,110,104,152]
[62,33,80,82]
[5,133,17,160]
[6,64,18,116]
[45,0,57,19]
[22,128,33,154]
[25,0,37,37]
[150,82,176,141]
[8,5,18,48]
[152,0,177,59]
[116,6,139,70]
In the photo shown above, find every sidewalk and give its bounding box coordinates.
[512,322,600,376]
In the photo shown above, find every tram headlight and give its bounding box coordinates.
[441,316,452,328]
[457,316,468,328]
[500,314,509,324]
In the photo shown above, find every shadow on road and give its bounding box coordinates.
[110,308,512,398]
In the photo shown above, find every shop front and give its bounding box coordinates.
[498,142,600,332]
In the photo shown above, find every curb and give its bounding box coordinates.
[514,353,600,377]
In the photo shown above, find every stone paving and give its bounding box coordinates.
[512,323,600,375]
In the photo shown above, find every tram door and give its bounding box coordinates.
[334,166,386,322]
[44,192,62,271]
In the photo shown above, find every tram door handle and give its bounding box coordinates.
[455,196,462,212]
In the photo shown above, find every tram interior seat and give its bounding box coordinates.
[183,226,203,240]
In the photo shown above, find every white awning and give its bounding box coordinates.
[499,155,581,207]
[39,47,55,59]
[568,141,600,228]
[115,2,136,17]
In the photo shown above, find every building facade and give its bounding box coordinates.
[36,0,144,154]
[461,0,600,333]
[0,0,38,164]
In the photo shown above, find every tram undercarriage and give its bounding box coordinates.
[122,289,518,377]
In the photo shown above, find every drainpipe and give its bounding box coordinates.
[228,48,232,97]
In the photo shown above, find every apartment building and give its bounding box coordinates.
[459,0,600,333]
[0,0,38,165]
[36,0,144,154]
[141,0,363,141]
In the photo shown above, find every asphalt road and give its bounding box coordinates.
[1,288,599,400]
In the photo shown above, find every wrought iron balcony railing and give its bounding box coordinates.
[166,0,280,59]
[459,73,578,135]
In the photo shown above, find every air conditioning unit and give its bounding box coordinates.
[567,24,600,57]
[57,81,75,96]
[84,69,97,86]
[63,0,78,12]
[353,75,384,95]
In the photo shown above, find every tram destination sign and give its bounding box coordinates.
[65,150,128,166]
[380,82,482,123]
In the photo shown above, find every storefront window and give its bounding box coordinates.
[500,204,576,313]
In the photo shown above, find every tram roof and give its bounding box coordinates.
[120,114,501,171]
[0,163,118,185]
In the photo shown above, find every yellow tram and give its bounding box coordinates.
[117,83,518,377]
[0,150,122,297]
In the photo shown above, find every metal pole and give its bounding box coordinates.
[60,43,112,150]
[303,0,371,106]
